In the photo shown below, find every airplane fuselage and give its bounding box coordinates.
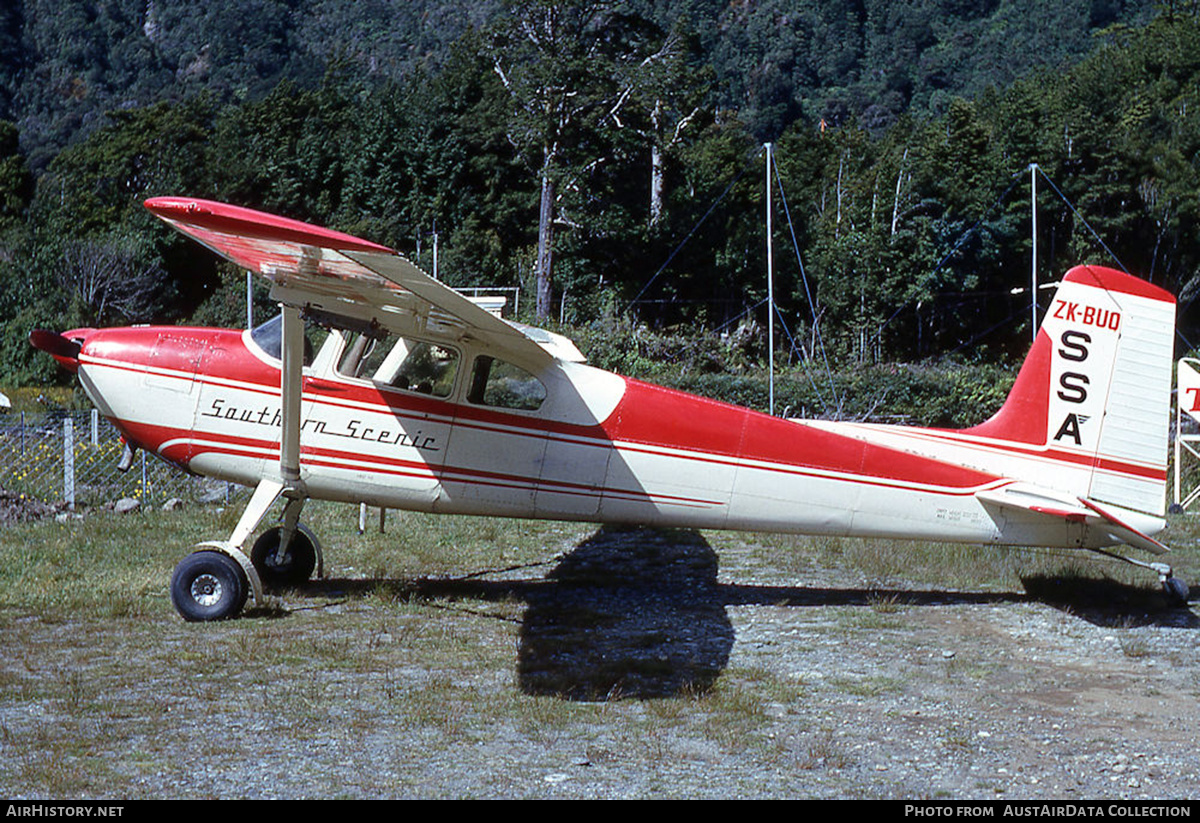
[67,320,1163,552]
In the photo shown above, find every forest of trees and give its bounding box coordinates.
[0,0,1197,413]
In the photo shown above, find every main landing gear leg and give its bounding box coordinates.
[170,478,289,621]
[171,306,316,621]
[250,494,322,588]
[1085,547,1191,608]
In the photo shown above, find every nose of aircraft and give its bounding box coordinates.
[29,328,95,373]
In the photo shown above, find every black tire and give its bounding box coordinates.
[171,551,248,622]
[250,525,318,588]
[1163,576,1190,607]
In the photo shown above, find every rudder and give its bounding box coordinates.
[964,265,1175,516]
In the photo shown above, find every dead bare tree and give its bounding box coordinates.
[57,236,167,324]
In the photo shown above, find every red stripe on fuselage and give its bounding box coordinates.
[89,327,1152,501]
[607,379,1003,492]
[856,424,1167,481]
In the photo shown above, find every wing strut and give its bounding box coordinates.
[280,304,304,486]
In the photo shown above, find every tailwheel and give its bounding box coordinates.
[1162,575,1191,608]
[250,524,319,588]
[171,551,249,622]
[1085,548,1191,609]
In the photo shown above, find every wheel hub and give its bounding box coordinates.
[190,573,224,607]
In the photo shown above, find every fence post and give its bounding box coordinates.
[91,409,99,446]
[63,417,75,510]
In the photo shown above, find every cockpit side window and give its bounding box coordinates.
[467,356,546,411]
[250,314,282,359]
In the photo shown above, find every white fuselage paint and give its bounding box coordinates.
[74,327,1162,554]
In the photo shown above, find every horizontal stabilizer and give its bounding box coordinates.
[977,484,1169,554]
[1077,496,1170,555]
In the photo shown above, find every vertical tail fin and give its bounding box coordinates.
[964,265,1176,516]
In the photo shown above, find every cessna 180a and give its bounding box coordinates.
[30,197,1189,620]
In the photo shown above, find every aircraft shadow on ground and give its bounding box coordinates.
[1020,573,1200,629]
[294,526,1198,699]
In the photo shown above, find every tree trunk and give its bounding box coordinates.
[650,142,664,228]
[536,166,555,319]
[649,99,664,228]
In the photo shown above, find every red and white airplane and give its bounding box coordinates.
[30,197,1188,620]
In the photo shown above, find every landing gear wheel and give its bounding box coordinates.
[171,551,249,621]
[1163,576,1190,608]
[250,524,318,588]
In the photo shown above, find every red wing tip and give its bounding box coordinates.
[144,196,222,219]
[144,196,394,255]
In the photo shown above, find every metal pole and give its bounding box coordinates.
[1031,163,1038,344]
[766,143,775,416]
[1176,387,1182,508]
[63,418,74,510]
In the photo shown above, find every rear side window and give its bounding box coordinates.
[467,356,546,411]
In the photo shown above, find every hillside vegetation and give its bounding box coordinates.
[0,0,1194,419]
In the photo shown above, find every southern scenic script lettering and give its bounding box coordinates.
[201,398,440,452]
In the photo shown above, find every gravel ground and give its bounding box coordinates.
[2,524,1199,799]
[722,595,1200,798]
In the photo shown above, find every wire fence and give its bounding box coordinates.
[0,410,241,510]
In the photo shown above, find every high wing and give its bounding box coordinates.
[143,197,585,364]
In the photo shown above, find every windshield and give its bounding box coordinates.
[249,314,314,365]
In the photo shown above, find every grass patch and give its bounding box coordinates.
[798,728,851,770]
[827,675,907,698]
